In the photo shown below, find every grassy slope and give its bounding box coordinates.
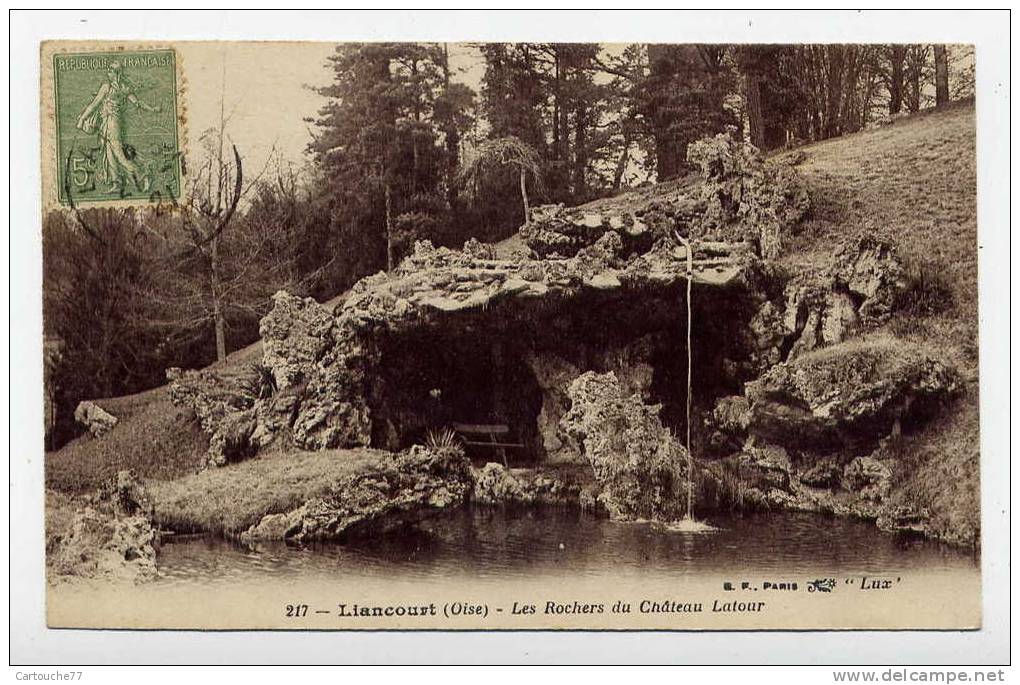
[776,101,979,545]
[147,447,386,535]
[44,387,209,493]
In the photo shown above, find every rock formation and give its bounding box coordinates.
[169,233,760,465]
[470,462,592,508]
[747,235,911,372]
[829,234,910,324]
[241,445,472,543]
[684,129,811,258]
[46,471,158,584]
[74,400,118,438]
[561,371,689,521]
[744,336,959,450]
[165,133,812,471]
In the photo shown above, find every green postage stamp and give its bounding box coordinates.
[51,48,182,206]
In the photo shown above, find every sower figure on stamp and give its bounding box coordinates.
[76,60,160,194]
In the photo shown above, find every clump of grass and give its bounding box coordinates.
[426,427,459,450]
[898,257,955,316]
[238,362,278,401]
[697,461,761,512]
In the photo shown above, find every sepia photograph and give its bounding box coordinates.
[9,8,1011,667]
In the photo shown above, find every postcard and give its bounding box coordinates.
[39,38,982,632]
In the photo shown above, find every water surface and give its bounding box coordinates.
[155,507,978,588]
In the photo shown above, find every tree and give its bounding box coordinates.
[527,43,607,201]
[887,45,907,114]
[636,45,738,181]
[933,44,950,108]
[42,208,166,445]
[777,45,884,142]
[189,130,242,362]
[736,45,800,151]
[434,43,476,206]
[479,44,546,149]
[903,45,930,113]
[310,43,472,275]
[594,44,648,189]
[458,136,543,224]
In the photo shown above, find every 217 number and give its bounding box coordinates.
[285,604,308,618]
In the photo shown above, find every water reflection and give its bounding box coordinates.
[156,506,978,589]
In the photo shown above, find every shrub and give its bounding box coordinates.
[898,258,955,316]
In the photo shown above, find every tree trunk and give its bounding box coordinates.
[573,105,587,201]
[905,46,924,113]
[934,44,950,108]
[823,45,845,139]
[553,50,562,161]
[211,235,227,363]
[612,131,632,190]
[441,43,460,207]
[213,302,226,363]
[889,45,906,114]
[647,44,681,182]
[519,167,530,225]
[384,182,394,271]
[746,72,765,149]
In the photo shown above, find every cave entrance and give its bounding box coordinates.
[366,282,758,467]
[369,322,545,465]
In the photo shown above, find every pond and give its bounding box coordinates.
[155,506,979,589]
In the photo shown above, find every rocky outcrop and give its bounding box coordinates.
[747,236,910,373]
[829,235,909,324]
[562,372,689,521]
[521,203,672,258]
[798,457,843,489]
[702,325,962,542]
[74,401,118,438]
[781,283,860,361]
[708,444,799,509]
[169,230,757,464]
[167,367,260,467]
[470,462,593,508]
[526,353,582,463]
[156,142,808,468]
[526,337,659,465]
[842,455,893,502]
[520,132,809,264]
[744,336,959,450]
[259,291,338,389]
[683,129,810,258]
[707,395,751,454]
[875,505,932,537]
[714,327,959,458]
[260,292,375,451]
[45,471,158,585]
[240,445,472,543]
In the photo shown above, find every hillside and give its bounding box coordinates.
[46,101,979,544]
